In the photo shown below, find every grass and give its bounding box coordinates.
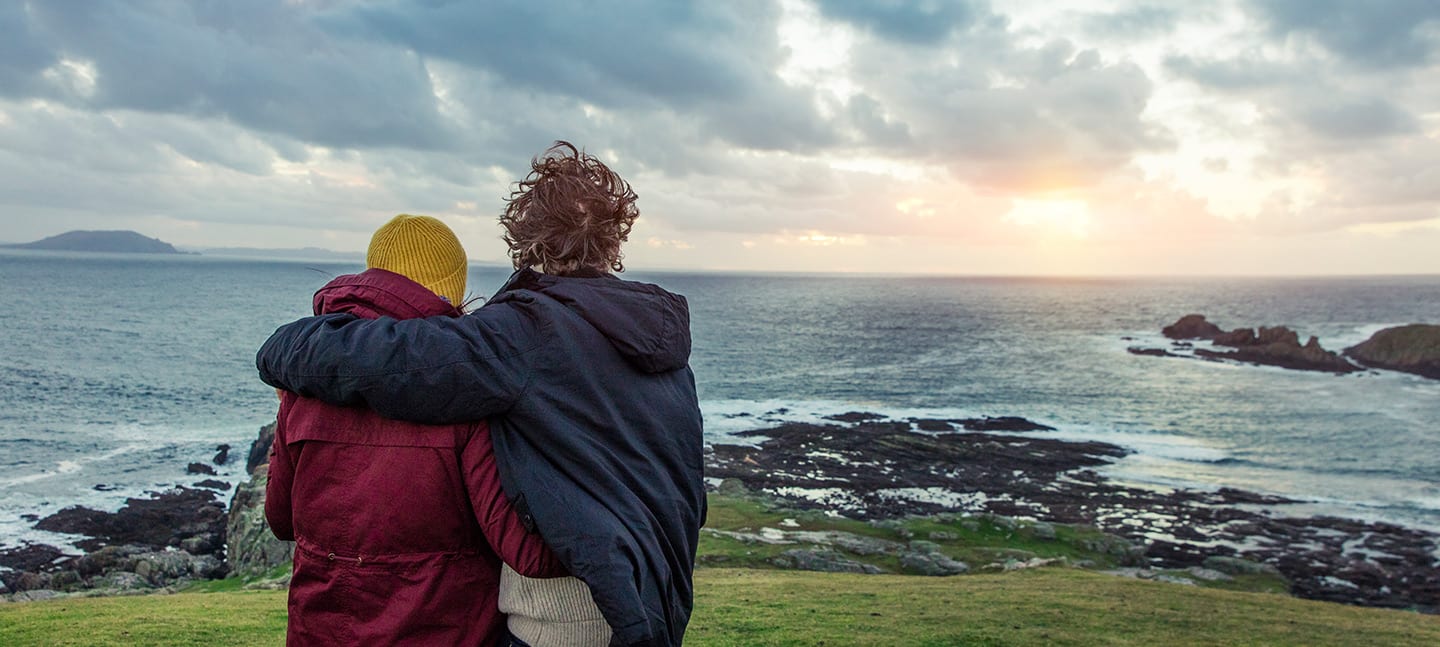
[697,493,1286,594]
[183,564,290,594]
[0,590,286,646]
[1,494,1432,645]
[688,568,1440,646]
[3,568,1437,646]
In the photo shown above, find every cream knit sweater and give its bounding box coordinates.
[499,564,612,646]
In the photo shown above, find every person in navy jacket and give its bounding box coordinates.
[259,143,705,647]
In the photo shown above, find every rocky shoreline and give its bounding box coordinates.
[3,415,1437,614]
[707,413,1439,612]
[0,424,291,602]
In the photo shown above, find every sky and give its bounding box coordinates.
[2,0,1439,276]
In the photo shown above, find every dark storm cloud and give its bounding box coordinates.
[1250,0,1440,68]
[325,2,759,107]
[0,3,57,96]
[321,1,837,153]
[11,1,453,150]
[816,0,983,45]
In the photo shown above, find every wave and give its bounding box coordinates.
[0,442,149,488]
[700,399,1238,463]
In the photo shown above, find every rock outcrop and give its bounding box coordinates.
[1,423,289,601]
[1163,314,1224,340]
[3,487,230,599]
[1344,324,1440,380]
[1198,325,1360,373]
[225,422,293,585]
[1142,316,1361,374]
[33,487,227,554]
[225,462,293,581]
[245,422,276,475]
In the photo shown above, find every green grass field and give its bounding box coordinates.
[4,494,1437,645]
[2,568,1437,646]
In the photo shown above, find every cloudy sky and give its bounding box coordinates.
[3,0,1439,275]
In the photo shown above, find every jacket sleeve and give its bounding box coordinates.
[263,396,296,542]
[461,423,568,578]
[255,302,541,425]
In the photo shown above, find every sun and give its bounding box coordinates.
[1002,199,1092,238]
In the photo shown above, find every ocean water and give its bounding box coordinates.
[2,249,1438,551]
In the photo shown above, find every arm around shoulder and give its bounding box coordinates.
[255,305,541,425]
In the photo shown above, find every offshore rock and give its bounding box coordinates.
[953,416,1056,432]
[1141,317,1362,374]
[1345,324,1440,380]
[193,479,230,491]
[1199,326,1360,373]
[1163,314,1224,340]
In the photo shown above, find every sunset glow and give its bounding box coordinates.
[1003,199,1092,239]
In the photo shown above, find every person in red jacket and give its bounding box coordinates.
[265,214,563,646]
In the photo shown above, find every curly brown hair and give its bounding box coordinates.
[500,141,639,275]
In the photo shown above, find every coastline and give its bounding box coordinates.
[3,415,1436,613]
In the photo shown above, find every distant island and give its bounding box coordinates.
[4,230,183,254]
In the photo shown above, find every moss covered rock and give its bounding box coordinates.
[1345,324,1440,379]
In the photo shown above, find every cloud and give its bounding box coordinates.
[321,1,836,153]
[842,29,1171,192]
[1078,5,1185,41]
[816,0,983,45]
[1249,0,1440,68]
[1,0,1438,274]
[11,1,454,149]
[0,3,57,96]
[1290,97,1420,140]
[1164,54,1300,90]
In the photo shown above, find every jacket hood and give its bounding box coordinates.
[495,267,692,373]
[313,268,463,320]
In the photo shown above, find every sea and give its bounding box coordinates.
[2,249,1439,552]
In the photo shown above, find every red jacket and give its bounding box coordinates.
[265,268,564,646]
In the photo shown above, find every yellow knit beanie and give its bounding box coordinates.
[366,214,468,305]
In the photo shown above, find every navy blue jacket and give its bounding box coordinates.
[258,267,705,647]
